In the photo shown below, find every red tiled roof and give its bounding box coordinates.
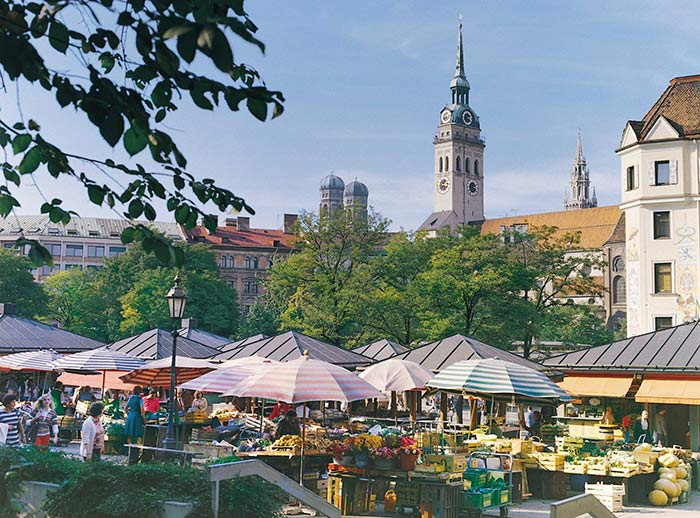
[636,75,700,141]
[185,225,295,250]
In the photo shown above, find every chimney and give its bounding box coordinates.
[181,317,198,329]
[0,303,16,315]
[237,217,250,231]
[283,213,298,234]
[224,218,237,228]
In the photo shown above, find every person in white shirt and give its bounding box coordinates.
[81,402,105,461]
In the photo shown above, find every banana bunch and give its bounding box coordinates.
[274,435,303,448]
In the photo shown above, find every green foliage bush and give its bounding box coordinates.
[0,446,289,518]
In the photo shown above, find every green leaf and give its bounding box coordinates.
[153,240,171,264]
[176,30,197,63]
[27,242,54,267]
[211,29,233,73]
[167,198,178,211]
[117,11,135,25]
[123,127,148,156]
[87,185,106,205]
[99,52,116,73]
[0,194,20,217]
[128,199,144,219]
[121,226,136,243]
[190,82,213,110]
[49,20,70,53]
[18,146,42,174]
[247,97,267,122]
[11,134,32,154]
[151,80,172,107]
[174,204,190,224]
[30,15,49,38]
[99,111,124,147]
[155,108,167,123]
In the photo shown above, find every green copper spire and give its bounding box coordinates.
[450,15,469,105]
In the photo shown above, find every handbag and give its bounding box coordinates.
[25,420,39,444]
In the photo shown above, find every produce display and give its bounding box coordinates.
[646,451,691,506]
[273,434,303,449]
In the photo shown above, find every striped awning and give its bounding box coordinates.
[0,350,61,372]
[180,357,279,393]
[223,354,385,404]
[120,356,216,386]
[557,376,633,398]
[52,347,145,372]
[427,358,572,402]
[635,379,700,405]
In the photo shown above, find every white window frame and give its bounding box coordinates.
[652,210,672,240]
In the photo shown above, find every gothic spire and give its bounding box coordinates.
[575,128,585,164]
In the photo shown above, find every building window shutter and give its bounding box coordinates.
[670,160,678,184]
[648,162,655,185]
[634,164,639,188]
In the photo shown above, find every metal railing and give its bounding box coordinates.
[207,459,340,518]
[550,494,616,518]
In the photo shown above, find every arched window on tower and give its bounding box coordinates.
[613,276,626,304]
[439,157,443,172]
[252,257,259,269]
[456,156,461,172]
[612,256,625,273]
[465,157,470,174]
[219,255,227,268]
[227,256,234,268]
[445,156,449,171]
[474,159,480,176]
[244,256,251,269]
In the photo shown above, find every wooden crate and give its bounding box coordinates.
[564,462,587,474]
[586,463,610,476]
[632,450,659,466]
[536,453,565,471]
[609,465,640,478]
[585,482,624,512]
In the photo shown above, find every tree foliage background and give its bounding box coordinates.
[0,0,282,267]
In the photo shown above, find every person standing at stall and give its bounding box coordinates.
[275,410,301,439]
[30,395,59,450]
[124,386,145,444]
[80,402,105,462]
[654,408,668,446]
[0,394,25,447]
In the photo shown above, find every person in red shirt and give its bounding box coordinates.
[270,401,290,420]
[142,389,161,420]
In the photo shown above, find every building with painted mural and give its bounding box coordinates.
[618,75,700,336]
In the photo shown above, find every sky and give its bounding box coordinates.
[6,1,700,230]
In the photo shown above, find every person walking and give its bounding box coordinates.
[124,386,145,445]
[0,394,25,447]
[633,410,650,442]
[81,402,105,462]
[654,408,668,446]
[30,395,59,450]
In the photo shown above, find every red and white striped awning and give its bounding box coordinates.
[181,357,278,393]
[120,356,216,387]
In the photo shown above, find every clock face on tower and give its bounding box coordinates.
[441,110,451,124]
[462,110,473,126]
[467,180,479,196]
[438,177,450,193]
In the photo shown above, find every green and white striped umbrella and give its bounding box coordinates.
[427,358,571,402]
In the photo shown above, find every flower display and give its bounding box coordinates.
[327,441,350,461]
[399,436,421,455]
[372,446,398,460]
[349,433,383,454]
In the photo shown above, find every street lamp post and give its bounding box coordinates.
[163,274,186,451]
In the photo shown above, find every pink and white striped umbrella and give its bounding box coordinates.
[180,357,279,393]
[222,354,385,404]
[120,356,216,386]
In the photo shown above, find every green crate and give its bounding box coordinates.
[396,480,420,507]
[463,468,488,489]
[499,487,510,504]
[462,490,491,509]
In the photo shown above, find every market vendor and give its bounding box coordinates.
[50,381,70,416]
[602,407,615,425]
[524,410,542,438]
[270,401,290,420]
[142,389,161,419]
[275,410,301,439]
[189,391,208,413]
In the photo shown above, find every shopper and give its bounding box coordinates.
[124,386,145,444]
[654,408,668,446]
[0,394,25,447]
[142,389,161,420]
[50,381,68,416]
[80,402,105,461]
[189,391,208,412]
[30,395,59,449]
[633,410,650,442]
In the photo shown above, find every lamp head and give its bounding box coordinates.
[166,274,187,319]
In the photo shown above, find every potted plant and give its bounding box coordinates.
[372,447,398,470]
[398,436,421,471]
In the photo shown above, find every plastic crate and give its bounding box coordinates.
[463,468,488,489]
[462,490,492,509]
[395,480,420,507]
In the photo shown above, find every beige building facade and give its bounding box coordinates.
[618,75,700,336]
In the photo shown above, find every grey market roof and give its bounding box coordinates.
[543,321,700,373]
[107,328,221,360]
[209,330,371,367]
[352,339,408,362]
[211,334,268,358]
[177,326,231,350]
[390,334,547,373]
[0,312,104,354]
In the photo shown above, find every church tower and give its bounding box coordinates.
[420,18,485,233]
[564,130,597,210]
[319,172,345,216]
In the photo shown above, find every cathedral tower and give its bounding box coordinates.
[420,18,485,233]
[344,180,369,222]
[319,172,345,216]
[564,129,597,210]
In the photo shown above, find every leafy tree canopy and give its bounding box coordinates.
[0,0,283,267]
[44,241,238,341]
[0,247,47,316]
